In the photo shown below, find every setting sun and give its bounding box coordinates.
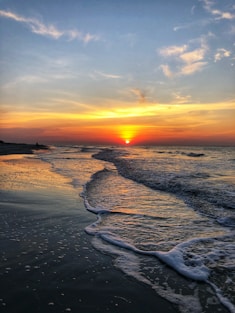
[117,125,139,145]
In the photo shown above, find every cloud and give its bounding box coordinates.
[180,47,206,63]
[0,10,63,39]
[0,9,99,43]
[214,48,231,62]
[96,71,122,79]
[173,25,185,32]
[172,92,192,104]
[90,71,122,80]
[180,61,207,75]
[1,75,48,90]
[160,65,174,78]
[202,0,235,20]
[159,45,188,57]
[131,88,146,103]
[191,5,196,15]
[159,37,209,77]
[173,19,211,32]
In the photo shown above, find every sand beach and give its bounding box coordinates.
[0,144,178,313]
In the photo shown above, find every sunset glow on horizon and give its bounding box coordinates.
[0,0,234,146]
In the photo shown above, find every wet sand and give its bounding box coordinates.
[0,152,178,313]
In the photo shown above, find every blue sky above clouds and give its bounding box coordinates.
[1,0,234,103]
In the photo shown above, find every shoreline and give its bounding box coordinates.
[0,141,48,155]
[0,151,178,313]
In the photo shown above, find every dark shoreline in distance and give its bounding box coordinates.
[0,140,48,155]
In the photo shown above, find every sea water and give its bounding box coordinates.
[39,145,235,313]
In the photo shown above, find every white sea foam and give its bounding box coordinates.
[83,183,210,281]
[154,242,210,281]
[91,237,205,313]
[87,218,210,281]
[208,282,235,313]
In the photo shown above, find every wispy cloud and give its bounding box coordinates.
[159,36,209,77]
[1,71,75,90]
[97,71,122,79]
[191,5,196,15]
[174,1,235,32]
[131,88,146,103]
[172,92,192,104]
[173,18,211,32]
[160,65,174,79]
[0,9,100,43]
[202,0,235,20]
[173,3,209,32]
[159,45,188,56]
[180,61,208,76]
[1,75,48,90]
[90,71,122,80]
[214,48,231,62]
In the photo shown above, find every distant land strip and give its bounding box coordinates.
[0,140,48,155]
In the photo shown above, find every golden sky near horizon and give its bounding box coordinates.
[2,100,234,145]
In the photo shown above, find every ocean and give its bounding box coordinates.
[38,145,235,313]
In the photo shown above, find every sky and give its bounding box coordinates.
[0,0,235,146]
